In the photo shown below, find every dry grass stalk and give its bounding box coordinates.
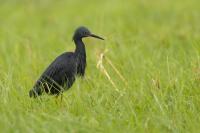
[97,49,119,92]
[97,49,128,92]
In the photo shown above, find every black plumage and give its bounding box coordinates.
[29,26,104,98]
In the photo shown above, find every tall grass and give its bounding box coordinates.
[0,0,200,132]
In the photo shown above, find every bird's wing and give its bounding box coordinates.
[39,53,77,84]
[31,52,76,96]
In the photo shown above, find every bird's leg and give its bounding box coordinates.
[60,93,63,107]
[55,95,59,105]
[60,93,63,102]
[55,94,63,107]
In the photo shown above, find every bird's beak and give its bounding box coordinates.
[89,34,104,40]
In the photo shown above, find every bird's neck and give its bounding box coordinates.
[74,39,87,76]
[74,39,86,56]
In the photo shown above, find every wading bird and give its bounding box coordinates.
[29,26,104,98]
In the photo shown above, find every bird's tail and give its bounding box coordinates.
[29,85,43,98]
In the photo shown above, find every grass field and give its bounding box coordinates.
[0,0,200,132]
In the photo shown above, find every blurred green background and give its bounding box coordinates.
[0,0,199,132]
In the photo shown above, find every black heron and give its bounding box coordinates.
[29,26,104,98]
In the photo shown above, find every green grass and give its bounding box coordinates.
[0,0,200,132]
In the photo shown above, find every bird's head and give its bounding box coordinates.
[73,26,104,41]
